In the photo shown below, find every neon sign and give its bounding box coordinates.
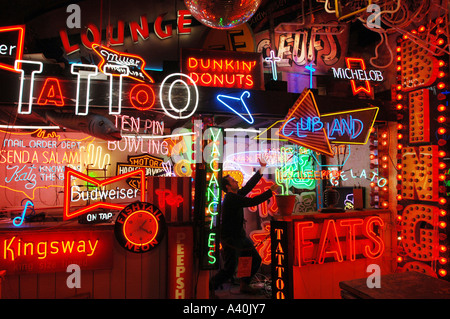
[13,200,34,227]
[216,91,254,124]
[278,89,333,156]
[60,11,193,55]
[181,48,263,90]
[264,50,281,81]
[201,127,223,268]
[63,167,145,220]
[271,220,293,299]
[295,216,385,266]
[331,57,384,96]
[14,59,199,118]
[0,25,25,73]
[92,44,154,83]
[114,201,166,253]
[0,230,113,274]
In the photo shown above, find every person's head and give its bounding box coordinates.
[221,175,239,193]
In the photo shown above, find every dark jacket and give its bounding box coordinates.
[220,170,273,239]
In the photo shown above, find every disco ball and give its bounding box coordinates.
[184,0,262,29]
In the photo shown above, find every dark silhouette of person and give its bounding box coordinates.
[210,158,277,294]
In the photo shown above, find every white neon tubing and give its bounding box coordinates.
[159,73,199,119]
[14,60,43,115]
[71,63,98,115]
[104,63,129,115]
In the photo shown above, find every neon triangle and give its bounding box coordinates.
[277,89,333,156]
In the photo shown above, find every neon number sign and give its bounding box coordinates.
[203,127,223,267]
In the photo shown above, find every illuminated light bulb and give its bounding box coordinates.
[382,187,388,192]
[439,162,446,169]
[438,60,445,67]
[438,127,447,135]
[439,197,447,205]
[397,256,403,262]
[397,215,402,221]
[439,257,448,265]
[436,17,444,24]
[437,38,445,46]
[397,174,402,180]
[370,182,376,188]
[396,94,403,100]
[382,141,387,146]
[438,150,446,157]
[397,144,403,150]
[381,132,388,139]
[418,25,426,32]
[440,245,447,253]
[403,34,408,40]
[437,82,446,89]
[439,174,446,181]
[397,123,403,130]
[396,56,401,62]
[382,155,388,161]
[440,209,447,217]
[438,104,446,112]
[370,154,375,160]
[396,65,402,71]
[396,104,403,110]
[397,163,403,170]
[397,133,403,139]
[382,201,389,208]
[438,269,447,277]
[396,46,401,52]
[397,194,403,201]
[438,116,446,123]
[438,221,447,229]
[438,71,446,78]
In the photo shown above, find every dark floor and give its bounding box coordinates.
[211,274,272,299]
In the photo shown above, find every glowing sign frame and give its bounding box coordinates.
[63,167,145,220]
[0,25,25,73]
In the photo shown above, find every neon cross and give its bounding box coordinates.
[264,50,281,81]
[305,64,316,88]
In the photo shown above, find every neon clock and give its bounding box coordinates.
[114,202,166,253]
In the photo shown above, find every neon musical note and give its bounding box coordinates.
[13,200,35,227]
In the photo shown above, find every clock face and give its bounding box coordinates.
[123,210,159,246]
[114,202,166,253]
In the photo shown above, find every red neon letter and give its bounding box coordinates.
[177,10,192,34]
[107,20,125,46]
[362,216,385,259]
[154,13,173,39]
[295,221,314,266]
[317,219,343,264]
[339,218,364,261]
[129,15,150,43]
[129,83,155,111]
[80,23,101,49]
[37,78,64,106]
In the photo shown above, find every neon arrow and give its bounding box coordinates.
[217,91,255,124]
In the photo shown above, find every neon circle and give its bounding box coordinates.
[130,83,156,111]
[123,210,159,246]
[159,73,198,119]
